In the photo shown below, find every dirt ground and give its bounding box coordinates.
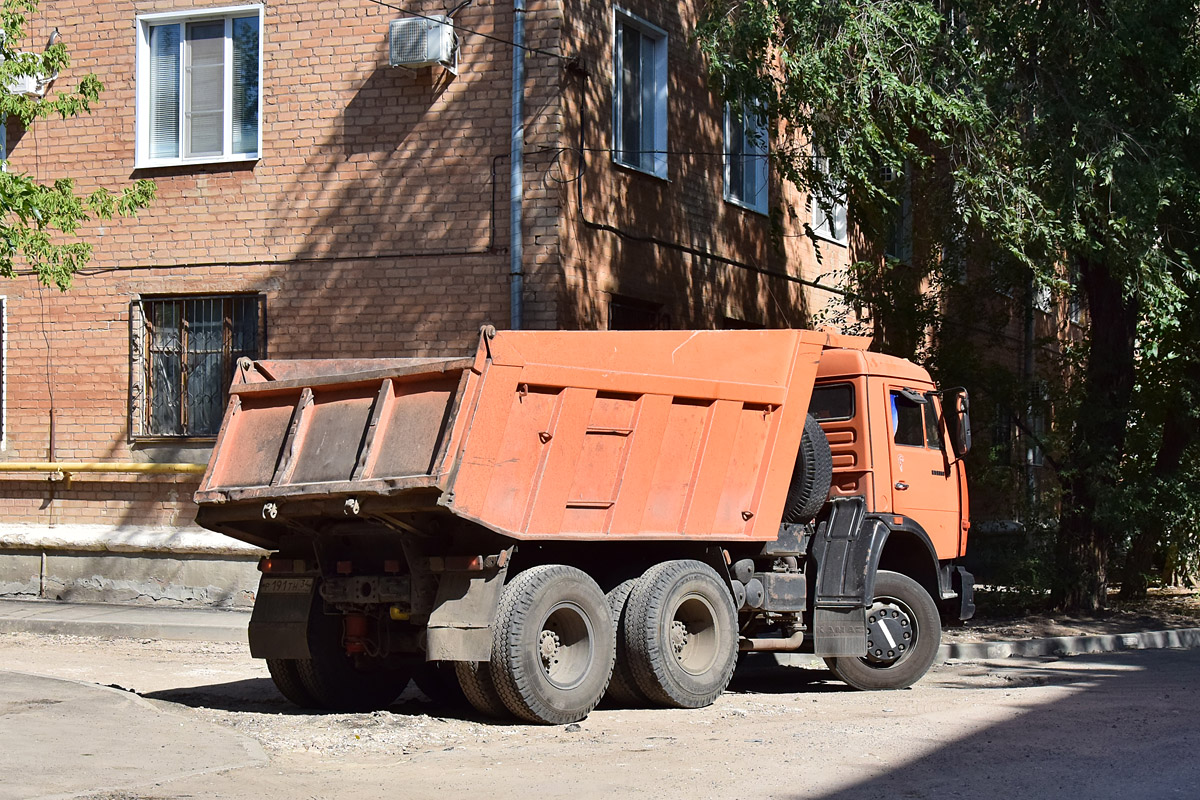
[943,586,1200,643]
[4,628,1200,800]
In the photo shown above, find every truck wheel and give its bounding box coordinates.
[824,570,942,690]
[783,413,833,523]
[454,660,510,719]
[413,660,468,708]
[624,560,738,709]
[604,579,648,707]
[266,658,318,708]
[490,565,616,724]
[295,612,411,712]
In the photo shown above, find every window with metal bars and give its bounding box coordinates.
[136,295,265,438]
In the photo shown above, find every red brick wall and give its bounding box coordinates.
[1,0,539,528]
[557,0,857,331]
[0,0,854,532]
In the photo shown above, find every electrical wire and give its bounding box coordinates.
[367,0,569,61]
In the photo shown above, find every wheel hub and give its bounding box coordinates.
[539,629,562,670]
[864,600,913,665]
[670,619,690,658]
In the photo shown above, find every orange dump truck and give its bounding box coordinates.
[196,327,974,723]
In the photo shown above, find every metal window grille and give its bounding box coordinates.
[138,295,264,437]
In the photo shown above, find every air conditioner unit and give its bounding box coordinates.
[389,16,457,73]
[6,72,48,97]
[0,49,55,98]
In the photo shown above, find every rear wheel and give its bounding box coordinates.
[824,571,941,690]
[413,660,468,708]
[604,578,648,707]
[266,658,318,708]
[624,560,738,709]
[454,660,510,719]
[295,610,411,712]
[490,565,615,724]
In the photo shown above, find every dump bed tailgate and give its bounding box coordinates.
[196,356,475,504]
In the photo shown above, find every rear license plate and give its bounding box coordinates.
[260,577,314,595]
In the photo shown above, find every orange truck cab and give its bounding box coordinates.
[196,328,974,724]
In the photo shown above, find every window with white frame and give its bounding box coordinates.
[613,10,668,178]
[811,147,848,244]
[725,102,768,213]
[136,5,263,168]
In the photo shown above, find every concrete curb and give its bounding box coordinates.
[2,599,1198,658]
[0,599,248,643]
[938,627,1200,660]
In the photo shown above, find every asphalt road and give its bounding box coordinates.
[1,631,1197,800]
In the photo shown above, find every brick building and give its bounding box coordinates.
[0,0,860,604]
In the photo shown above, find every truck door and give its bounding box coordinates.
[885,387,959,557]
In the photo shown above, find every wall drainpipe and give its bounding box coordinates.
[509,0,525,330]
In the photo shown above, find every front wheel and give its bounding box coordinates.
[824,570,941,690]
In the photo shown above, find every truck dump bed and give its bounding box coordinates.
[196,328,868,546]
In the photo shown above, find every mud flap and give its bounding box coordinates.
[248,576,316,659]
[426,560,511,662]
[810,498,889,657]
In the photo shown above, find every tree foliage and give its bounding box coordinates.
[697,1,1200,609]
[0,0,154,289]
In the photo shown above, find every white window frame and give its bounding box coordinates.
[811,146,848,245]
[612,9,668,179]
[135,4,264,169]
[723,101,768,214]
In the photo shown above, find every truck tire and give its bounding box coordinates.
[454,660,510,719]
[295,611,411,712]
[604,578,648,707]
[489,565,616,724]
[624,560,738,709]
[413,660,468,708]
[783,413,834,523]
[824,570,942,690]
[266,658,318,708]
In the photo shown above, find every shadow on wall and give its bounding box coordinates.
[559,0,818,332]
[257,8,515,358]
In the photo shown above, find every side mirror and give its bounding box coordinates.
[942,387,972,457]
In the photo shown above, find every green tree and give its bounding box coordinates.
[697,1,1200,610]
[0,0,154,290]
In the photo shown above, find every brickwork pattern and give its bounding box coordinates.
[1,0,846,534]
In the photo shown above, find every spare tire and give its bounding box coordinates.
[782,413,834,523]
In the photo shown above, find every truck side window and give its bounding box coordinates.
[809,384,854,421]
[890,391,925,447]
[924,393,942,450]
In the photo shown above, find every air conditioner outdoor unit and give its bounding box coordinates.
[389,16,457,73]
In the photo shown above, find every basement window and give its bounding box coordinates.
[131,294,266,439]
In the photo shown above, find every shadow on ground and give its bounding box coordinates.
[802,650,1200,800]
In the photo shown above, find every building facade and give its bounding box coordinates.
[0,0,859,604]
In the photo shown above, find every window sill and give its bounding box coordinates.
[611,157,669,182]
[134,153,260,171]
[724,195,768,217]
[811,230,849,248]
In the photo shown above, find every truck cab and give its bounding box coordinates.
[812,349,974,619]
